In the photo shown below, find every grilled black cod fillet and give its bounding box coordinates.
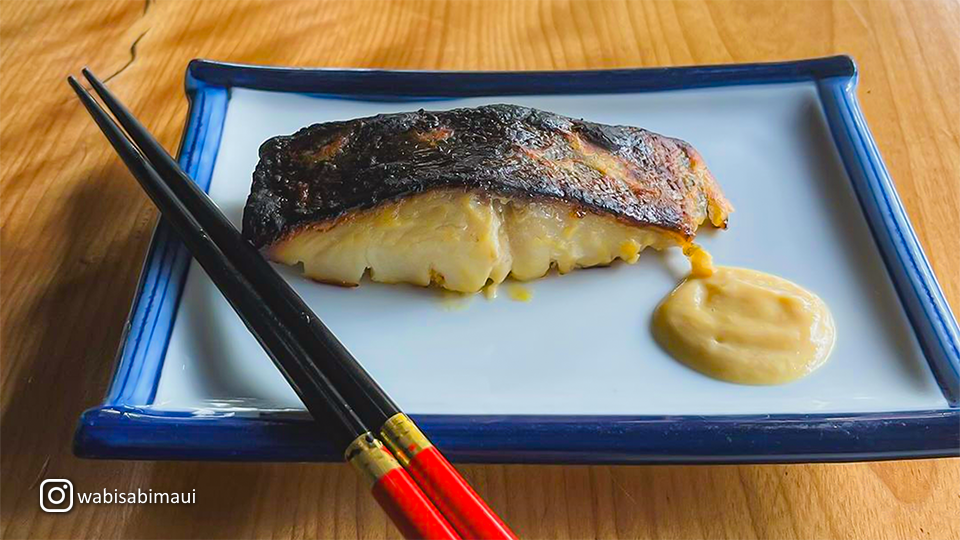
[242,104,733,293]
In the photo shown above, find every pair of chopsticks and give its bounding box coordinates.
[68,70,516,540]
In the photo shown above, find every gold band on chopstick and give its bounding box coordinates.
[345,433,401,486]
[380,413,434,467]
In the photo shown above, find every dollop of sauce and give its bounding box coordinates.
[653,250,835,385]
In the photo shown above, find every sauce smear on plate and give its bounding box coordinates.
[654,246,835,384]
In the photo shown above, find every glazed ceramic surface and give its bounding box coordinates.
[74,58,960,463]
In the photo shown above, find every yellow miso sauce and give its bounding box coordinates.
[653,246,836,385]
[506,283,533,302]
[479,281,532,301]
[445,280,530,305]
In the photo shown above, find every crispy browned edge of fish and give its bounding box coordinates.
[244,106,734,253]
[260,144,734,253]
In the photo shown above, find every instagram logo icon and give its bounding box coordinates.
[40,479,73,513]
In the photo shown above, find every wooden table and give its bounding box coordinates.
[2,1,958,538]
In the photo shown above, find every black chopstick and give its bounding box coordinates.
[68,76,460,540]
[67,76,364,450]
[80,67,397,428]
[78,70,516,540]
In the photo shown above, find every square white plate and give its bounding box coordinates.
[75,57,959,463]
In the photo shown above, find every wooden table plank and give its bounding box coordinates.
[1,1,957,538]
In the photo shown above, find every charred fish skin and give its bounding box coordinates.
[242,104,732,249]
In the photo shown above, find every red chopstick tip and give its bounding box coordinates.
[347,433,460,539]
[372,467,461,540]
[382,415,516,540]
[408,447,517,540]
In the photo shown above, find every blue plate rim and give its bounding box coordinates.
[75,55,960,464]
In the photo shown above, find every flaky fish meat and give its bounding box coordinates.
[242,104,732,292]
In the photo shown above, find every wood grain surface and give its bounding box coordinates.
[2,0,958,538]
